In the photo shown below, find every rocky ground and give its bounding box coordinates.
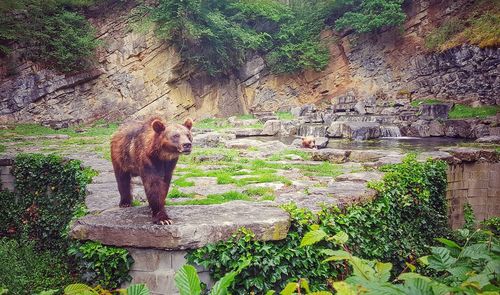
[1,116,498,248]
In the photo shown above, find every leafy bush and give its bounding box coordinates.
[0,0,99,72]
[286,228,499,295]
[175,261,249,295]
[0,154,95,250]
[0,238,75,295]
[188,155,450,294]
[143,0,406,76]
[68,241,134,289]
[335,0,406,33]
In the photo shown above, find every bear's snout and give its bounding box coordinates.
[180,142,192,154]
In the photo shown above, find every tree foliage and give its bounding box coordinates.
[0,0,100,72]
[144,0,407,76]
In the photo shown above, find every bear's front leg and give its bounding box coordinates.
[142,175,172,225]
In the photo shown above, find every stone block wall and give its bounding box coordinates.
[446,161,500,229]
[0,158,14,191]
[126,249,212,295]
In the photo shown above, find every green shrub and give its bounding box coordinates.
[188,155,450,294]
[0,0,99,72]
[0,238,75,295]
[283,228,499,295]
[142,0,406,76]
[335,0,406,33]
[0,154,95,250]
[68,241,134,290]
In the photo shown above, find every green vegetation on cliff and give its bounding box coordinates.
[425,0,500,51]
[0,0,100,72]
[143,0,407,76]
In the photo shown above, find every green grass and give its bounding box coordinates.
[167,191,251,205]
[294,162,344,177]
[173,177,195,187]
[237,114,255,120]
[0,144,5,154]
[131,199,142,207]
[276,111,294,120]
[410,99,445,107]
[449,104,500,119]
[168,187,196,199]
[195,118,230,130]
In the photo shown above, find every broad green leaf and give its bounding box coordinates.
[64,284,98,295]
[125,284,149,295]
[332,282,357,295]
[280,282,298,295]
[418,256,429,266]
[309,292,333,295]
[265,291,276,295]
[327,231,349,245]
[461,244,492,260]
[300,229,327,247]
[174,265,201,295]
[446,265,473,280]
[210,270,237,295]
[465,273,491,288]
[435,238,462,250]
[405,262,416,272]
[374,262,392,282]
[299,279,310,293]
[349,256,376,281]
[428,247,457,271]
[310,224,320,231]
[398,272,432,282]
[322,250,352,263]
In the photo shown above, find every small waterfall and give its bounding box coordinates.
[298,123,327,137]
[380,125,402,137]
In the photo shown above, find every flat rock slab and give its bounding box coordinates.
[334,171,384,183]
[71,201,290,250]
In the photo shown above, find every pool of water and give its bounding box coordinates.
[252,136,473,152]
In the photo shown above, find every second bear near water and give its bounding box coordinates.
[110,116,193,225]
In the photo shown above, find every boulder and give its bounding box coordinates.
[418,103,452,120]
[225,138,263,149]
[444,120,472,138]
[231,128,262,137]
[312,148,351,163]
[342,122,381,140]
[476,136,500,144]
[315,137,329,149]
[193,132,236,147]
[334,171,384,183]
[70,202,290,250]
[354,101,366,115]
[261,120,282,136]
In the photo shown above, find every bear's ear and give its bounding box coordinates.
[152,120,165,133]
[183,118,193,130]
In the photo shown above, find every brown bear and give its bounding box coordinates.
[301,136,316,149]
[110,116,193,225]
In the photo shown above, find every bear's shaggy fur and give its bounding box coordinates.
[110,117,193,225]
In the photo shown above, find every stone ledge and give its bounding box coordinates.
[70,201,290,250]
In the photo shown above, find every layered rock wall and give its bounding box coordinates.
[0,0,497,125]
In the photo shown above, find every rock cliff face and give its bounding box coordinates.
[0,0,498,125]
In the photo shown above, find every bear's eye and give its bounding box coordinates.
[172,134,180,139]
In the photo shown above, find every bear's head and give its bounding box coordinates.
[151,117,193,157]
[301,136,316,149]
